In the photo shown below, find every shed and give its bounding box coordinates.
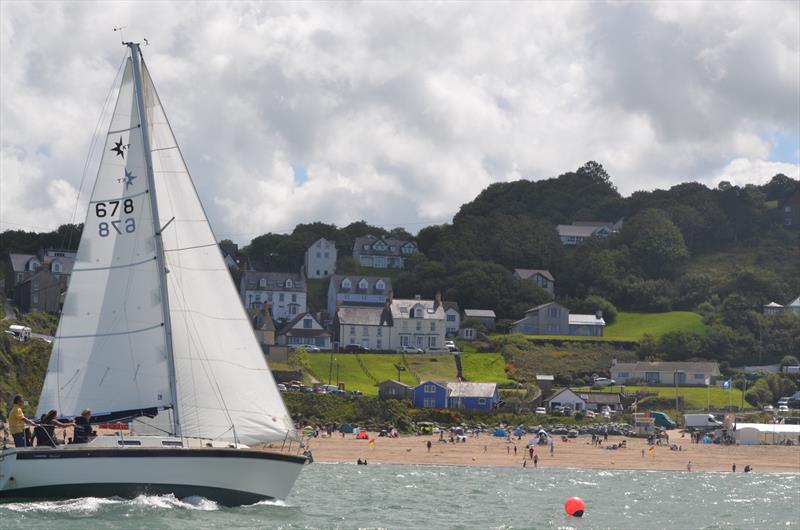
[734,423,800,445]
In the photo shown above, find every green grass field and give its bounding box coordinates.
[573,385,748,410]
[604,311,707,340]
[460,353,510,383]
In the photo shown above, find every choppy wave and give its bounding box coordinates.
[0,494,220,514]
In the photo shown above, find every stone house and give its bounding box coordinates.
[352,235,417,269]
[304,238,337,279]
[240,271,307,322]
[6,250,76,313]
[326,275,391,321]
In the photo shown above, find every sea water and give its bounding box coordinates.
[1,465,797,529]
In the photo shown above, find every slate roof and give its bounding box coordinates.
[442,301,461,312]
[579,392,622,405]
[8,253,35,272]
[329,274,391,296]
[352,235,416,257]
[556,225,600,238]
[464,309,496,318]
[391,298,445,320]
[568,314,605,326]
[612,361,720,375]
[336,306,384,326]
[242,271,306,292]
[788,296,800,308]
[523,301,568,314]
[514,269,555,282]
[446,382,497,398]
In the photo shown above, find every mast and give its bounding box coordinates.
[127,42,181,437]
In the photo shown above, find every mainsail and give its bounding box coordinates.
[38,47,294,446]
[37,59,173,418]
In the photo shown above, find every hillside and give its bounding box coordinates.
[0,334,51,414]
[604,311,707,340]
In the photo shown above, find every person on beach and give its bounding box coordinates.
[732,463,736,472]
[8,395,36,447]
[523,459,527,468]
[687,461,693,472]
[533,454,538,468]
[549,439,554,456]
[507,446,510,455]
[427,440,432,452]
[514,445,517,456]
[529,446,534,459]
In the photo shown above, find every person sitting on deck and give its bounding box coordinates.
[34,410,74,446]
[72,409,95,444]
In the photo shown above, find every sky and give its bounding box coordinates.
[1,1,798,244]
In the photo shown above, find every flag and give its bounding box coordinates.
[722,379,731,390]
[704,377,710,386]
[368,438,375,447]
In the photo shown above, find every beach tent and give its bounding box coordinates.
[339,423,354,434]
[513,427,525,437]
[356,431,369,440]
[734,423,800,445]
[494,428,507,437]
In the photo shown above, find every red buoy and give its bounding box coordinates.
[565,496,585,517]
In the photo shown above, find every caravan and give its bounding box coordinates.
[4,325,31,342]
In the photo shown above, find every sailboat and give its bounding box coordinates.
[0,42,306,506]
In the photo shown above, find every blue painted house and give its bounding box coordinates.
[411,381,499,410]
[412,381,449,409]
[447,382,499,411]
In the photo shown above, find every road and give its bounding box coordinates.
[2,297,54,342]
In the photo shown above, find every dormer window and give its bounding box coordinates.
[389,246,396,252]
[362,244,369,250]
[303,318,313,329]
[259,278,267,288]
[51,261,63,273]
[27,259,41,271]
[285,279,293,288]
[358,279,368,290]
[341,278,352,289]
[401,244,415,255]
[375,280,385,291]
[414,307,423,318]
[373,241,387,251]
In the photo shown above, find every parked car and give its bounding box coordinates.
[343,344,370,353]
[778,405,790,413]
[277,383,287,392]
[763,405,775,412]
[777,397,790,407]
[400,345,424,354]
[591,377,616,387]
[535,407,547,415]
[445,340,457,352]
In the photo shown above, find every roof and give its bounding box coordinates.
[446,382,497,398]
[282,328,331,338]
[8,252,75,274]
[579,392,621,404]
[556,225,600,238]
[764,302,784,308]
[246,307,275,331]
[242,271,306,292]
[352,235,417,257]
[8,253,35,272]
[336,306,384,326]
[787,296,800,308]
[568,314,605,326]
[734,423,800,434]
[523,301,568,314]
[391,298,445,320]
[464,309,496,318]
[535,375,554,381]
[612,361,720,375]
[378,380,412,389]
[514,269,555,282]
[329,274,391,296]
[442,301,460,312]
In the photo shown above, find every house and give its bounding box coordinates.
[412,380,449,408]
[556,219,623,245]
[610,360,720,386]
[511,301,605,337]
[463,309,496,331]
[240,271,307,322]
[326,275,391,320]
[779,190,800,229]
[378,380,413,400]
[352,234,417,269]
[247,306,276,349]
[219,242,245,272]
[545,389,624,412]
[447,382,499,410]
[765,296,800,316]
[336,305,392,351]
[6,250,76,313]
[513,269,555,295]
[277,312,332,349]
[443,301,461,337]
[305,238,337,279]
[390,295,446,351]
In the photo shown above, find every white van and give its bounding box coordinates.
[683,413,723,429]
[5,325,32,342]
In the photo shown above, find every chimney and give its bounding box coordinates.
[612,358,617,366]
[434,291,442,311]
[596,309,603,320]
[414,294,421,300]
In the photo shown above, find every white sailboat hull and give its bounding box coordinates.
[0,444,306,506]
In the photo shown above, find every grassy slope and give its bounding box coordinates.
[460,353,511,383]
[604,311,707,340]
[572,385,748,410]
[0,335,52,413]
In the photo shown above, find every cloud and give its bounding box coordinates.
[708,158,800,188]
[1,1,798,243]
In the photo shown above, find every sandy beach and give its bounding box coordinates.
[305,430,800,473]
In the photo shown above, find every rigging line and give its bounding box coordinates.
[71,256,156,272]
[107,124,141,135]
[88,189,149,204]
[63,53,128,252]
[163,242,218,252]
[56,323,163,340]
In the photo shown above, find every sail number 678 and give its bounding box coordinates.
[99,218,136,237]
[95,199,136,237]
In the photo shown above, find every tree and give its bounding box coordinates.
[744,380,772,407]
[571,295,618,324]
[622,209,689,278]
[288,346,311,372]
[780,355,800,369]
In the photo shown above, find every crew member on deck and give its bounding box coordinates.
[9,395,36,447]
[72,409,95,444]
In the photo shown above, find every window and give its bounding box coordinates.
[254,293,261,302]
[464,329,474,339]
[424,384,436,393]
[401,245,415,255]
[376,327,382,337]
[341,278,352,289]
[414,307,423,318]
[350,337,356,344]
[373,241,387,251]
[358,279,368,289]
[374,256,387,268]
[401,335,410,346]
[618,372,629,378]
[279,293,285,302]
[447,314,456,322]
[428,336,437,348]
[416,321,422,331]
[32,279,39,290]
[430,322,436,331]
[478,398,486,405]
[362,326,369,336]
[423,398,436,408]
[375,280,385,291]
[290,306,297,316]
[362,244,369,250]
[389,246,396,252]
[259,278,267,288]
[303,318,312,329]
[350,326,356,335]
[402,321,408,330]
[291,294,297,303]
[547,307,560,318]
[285,279,293,288]
[316,252,321,258]
[376,339,382,349]
[32,294,39,304]
[316,270,320,276]
[51,261,62,273]
[324,252,329,258]
[267,293,273,302]
[693,373,705,380]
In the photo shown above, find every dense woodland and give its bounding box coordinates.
[2,163,799,369]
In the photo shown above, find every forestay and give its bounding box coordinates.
[140,61,294,444]
[38,59,173,418]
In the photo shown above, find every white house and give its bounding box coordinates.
[545,388,587,411]
[390,296,446,351]
[443,301,461,337]
[277,312,332,349]
[240,271,307,322]
[336,306,392,350]
[326,275,392,320]
[610,360,720,386]
[352,235,417,269]
[304,238,337,279]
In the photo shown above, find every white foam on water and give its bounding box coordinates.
[249,498,289,507]
[0,496,121,514]
[131,494,219,511]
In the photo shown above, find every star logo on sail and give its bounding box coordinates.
[110,136,129,159]
[120,169,137,189]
